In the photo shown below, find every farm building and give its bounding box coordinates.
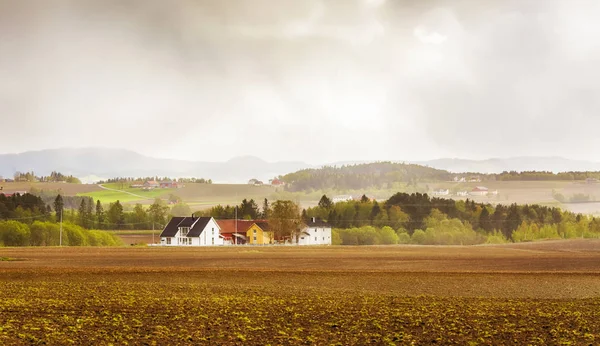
[470,186,489,196]
[143,180,159,190]
[159,180,178,188]
[159,216,222,246]
[216,220,273,245]
[298,218,332,245]
[269,178,285,186]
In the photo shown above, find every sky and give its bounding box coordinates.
[1,0,600,164]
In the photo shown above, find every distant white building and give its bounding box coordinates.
[456,191,469,197]
[470,186,489,196]
[298,218,332,245]
[453,176,466,183]
[432,189,450,196]
[332,195,353,203]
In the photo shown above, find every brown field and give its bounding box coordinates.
[0,181,102,195]
[1,240,600,344]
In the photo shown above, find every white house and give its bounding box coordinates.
[298,218,332,245]
[159,216,223,246]
[470,186,489,196]
[456,191,469,197]
[432,189,450,196]
[332,195,353,203]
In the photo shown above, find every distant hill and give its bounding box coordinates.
[280,162,452,192]
[0,148,310,184]
[417,157,600,174]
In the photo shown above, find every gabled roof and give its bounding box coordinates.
[187,217,213,237]
[160,216,214,237]
[255,221,270,231]
[216,220,258,235]
[160,217,185,237]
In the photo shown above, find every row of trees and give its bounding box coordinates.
[97,177,212,184]
[496,171,600,181]
[11,171,81,183]
[0,220,122,246]
[307,192,590,241]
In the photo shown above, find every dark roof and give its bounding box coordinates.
[178,217,196,227]
[187,217,212,237]
[160,216,213,237]
[255,221,270,231]
[160,217,185,237]
[306,218,332,228]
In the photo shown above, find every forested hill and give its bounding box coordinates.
[280,162,453,192]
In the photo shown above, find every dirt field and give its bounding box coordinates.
[1,241,600,344]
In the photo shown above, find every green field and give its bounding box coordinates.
[4,180,600,215]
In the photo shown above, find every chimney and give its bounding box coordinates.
[311,217,316,223]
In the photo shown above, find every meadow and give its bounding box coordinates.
[1,241,599,344]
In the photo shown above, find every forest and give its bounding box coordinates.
[279,162,600,192]
[306,193,600,245]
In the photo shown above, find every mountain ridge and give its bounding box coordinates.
[1,148,600,183]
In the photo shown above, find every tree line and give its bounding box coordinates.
[97,177,212,184]
[10,171,81,183]
[279,162,600,192]
[306,192,600,242]
[0,221,122,247]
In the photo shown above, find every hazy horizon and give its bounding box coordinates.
[2,0,600,163]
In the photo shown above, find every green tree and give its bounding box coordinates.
[78,199,87,228]
[148,198,169,227]
[479,207,492,232]
[132,204,148,228]
[96,200,104,229]
[107,201,124,229]
[262,198,270,218]
[170,203,191,217]
[54,194,64,220]
[269,200,302,243]
[318,195,333,209]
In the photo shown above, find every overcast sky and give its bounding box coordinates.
[2,0,600,164]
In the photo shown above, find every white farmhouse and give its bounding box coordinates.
[298,218,332,245]
[159,216,223,246]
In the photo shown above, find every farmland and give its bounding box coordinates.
[3,180,600,214]
[1,241,600,344]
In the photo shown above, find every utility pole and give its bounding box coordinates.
[59,209,63,246]
[234,205,238,245]
[152,222,155,245]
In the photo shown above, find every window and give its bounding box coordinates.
[166,238,171,245]
[212,228,214,235]
[253,236,257,241]
[253,229,257,234]
[180,227,190,236]
[323,237,325,240]
[301,237,305,240]
[212,238,214,245]
[315,237,317,241]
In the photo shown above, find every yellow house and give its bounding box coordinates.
[246,222,273,245]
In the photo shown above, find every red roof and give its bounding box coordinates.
[216,220,256,235]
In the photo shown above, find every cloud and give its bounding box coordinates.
[1,0,600,163]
